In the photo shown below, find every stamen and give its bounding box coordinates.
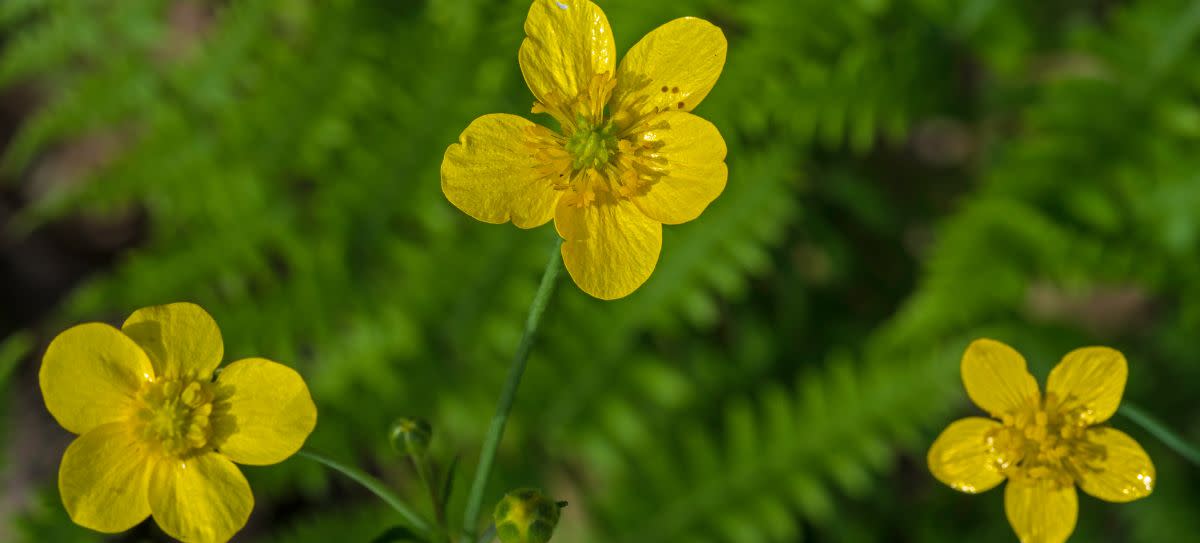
[985,401,1110,490]
[135,377,218,458]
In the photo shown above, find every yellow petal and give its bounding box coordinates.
[927,417,1006,494]
[611,17,726,128]
[1077,427,1154,502]
[961,338,1040,417]
[441,114,563,229]
[519,0,616,111]
[212,358,317,466]
[40,322,154,435]
[59,423,153,533]
[627,111,727,225]
[1046,346,1126,425]
[122,302,224,379]
[149,452,253,543]
[1004,477,1077,543]
[555,191,661,300]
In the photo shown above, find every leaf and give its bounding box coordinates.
[0,331,32,388]
[438,454,460,515]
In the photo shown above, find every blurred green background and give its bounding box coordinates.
[2,0,1199,541]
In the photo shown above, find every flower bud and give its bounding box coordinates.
[388,418,432,457]
[493,488,563,543]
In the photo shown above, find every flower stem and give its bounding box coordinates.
[1119,403,1200,467]
[299,449,435,538]
[411,453,451,543]
[460,238,564,543]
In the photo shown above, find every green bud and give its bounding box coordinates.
[388,418,432,457]
[493,488,563,543]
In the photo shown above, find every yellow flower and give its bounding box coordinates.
[441,0,728,300]
[40,302,318,543]
[928,339,1155,543]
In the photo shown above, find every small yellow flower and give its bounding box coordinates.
[441,0,728,300]
[40,302,318,543]
[929,339,1155,543]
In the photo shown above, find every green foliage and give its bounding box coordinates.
[0,332,30,478]
[259,506,397,543]
[0,331,32,387]
[3,0,1200,542]
[590,347,961,542]
[12,488,103,543]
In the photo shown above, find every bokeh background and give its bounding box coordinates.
[2,0,1199,541]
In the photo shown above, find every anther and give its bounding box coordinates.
[135,378,217,457]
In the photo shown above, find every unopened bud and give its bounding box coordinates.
[493,488,564,543]
[388,418,432,457]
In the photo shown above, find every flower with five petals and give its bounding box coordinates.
[41,302,318,543]
[441,0,728,299]
[928,339,1155,543]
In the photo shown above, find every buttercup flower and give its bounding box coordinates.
[928,339,1154,543]
[40,302,318,543]
[441,0,728,300]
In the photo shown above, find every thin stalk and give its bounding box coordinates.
[411,453,451,543]
[299,449,435,538]
[1119,403,1200,467]
[460,238,564,543]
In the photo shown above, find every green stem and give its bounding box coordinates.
[412,453,451,543]
[1119,403,1200,467]
[460,238,564,543]
[299,449,435,538]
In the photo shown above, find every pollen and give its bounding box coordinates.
[135,376,217,457]
[986,393,1105,488]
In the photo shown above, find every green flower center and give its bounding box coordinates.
[564,117,619,170]
[136,378,216,457]
[987,393,1104,487]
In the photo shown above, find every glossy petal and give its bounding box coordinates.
[611,17,727,128]
[59,423,153,533]
[441,114,563,228]
[212,358,317,466]
[149,453,253,543]
[927,417,1006,494]
[961,338,1040,417]
[555,191,662,300]
[628,112,728,225]
[1077,427,1155,502]
[1046,346,1127,425]
[40,322,153,434]
[122,302,223,379]
[519,0,615,110]
[1004,477,1077,543]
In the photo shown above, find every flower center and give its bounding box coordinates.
[986,393,1105,487]
[135,377,216,457]
[564,117,619,170]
